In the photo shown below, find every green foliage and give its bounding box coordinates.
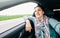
[0,14,32,21]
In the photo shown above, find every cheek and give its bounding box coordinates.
[39,11,44,15]
[39,11,42,14]
[35,13,40,18]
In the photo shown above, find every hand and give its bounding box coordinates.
[36,24,40,28]
[25,20,32,32]
[36,23,41,28]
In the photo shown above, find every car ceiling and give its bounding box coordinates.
[0,0,34,11]
[36,0,60,10]
[0,0,60,11]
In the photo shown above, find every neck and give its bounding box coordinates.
[38,16,44,22]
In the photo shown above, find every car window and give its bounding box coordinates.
[0,2,37,16]
[0,2,37,34]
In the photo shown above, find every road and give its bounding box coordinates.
[0,18,25,34]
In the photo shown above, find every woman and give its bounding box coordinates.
[25,4,50,38]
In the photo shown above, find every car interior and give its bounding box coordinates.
[0,0,60,38]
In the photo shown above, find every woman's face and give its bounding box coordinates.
[35,6,44,18]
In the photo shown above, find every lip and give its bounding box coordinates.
[36,14,40,16]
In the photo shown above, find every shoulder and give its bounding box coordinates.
[48,17,60,35]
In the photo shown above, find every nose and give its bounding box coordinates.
[36,11,40,15]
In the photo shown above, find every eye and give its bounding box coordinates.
[38,9,41,11]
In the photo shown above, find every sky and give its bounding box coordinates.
[0,2,37,16]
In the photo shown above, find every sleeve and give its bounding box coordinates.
[49,18,60,35]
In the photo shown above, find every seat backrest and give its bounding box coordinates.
[18,17,36,38]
